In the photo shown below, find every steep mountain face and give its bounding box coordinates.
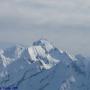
[0,39,89,90]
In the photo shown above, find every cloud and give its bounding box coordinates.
[0,0,90,31]
[0,0,90,55]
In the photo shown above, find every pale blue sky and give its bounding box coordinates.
[0,0,90,56]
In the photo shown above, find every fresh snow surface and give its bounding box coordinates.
[0,39,89,90]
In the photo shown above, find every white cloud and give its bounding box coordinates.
[0,0,90,27]
[0,0,90,55]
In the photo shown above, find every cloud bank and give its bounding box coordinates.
[0,0,90,56]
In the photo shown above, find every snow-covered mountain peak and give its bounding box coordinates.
[33,39,54,53]
[3,44,25,59]
[0,49,4,55]
[27,39,75,69]
[28,45,59,69]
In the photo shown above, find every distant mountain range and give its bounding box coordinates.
[0,39,89,90]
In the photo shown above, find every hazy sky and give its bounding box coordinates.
[0,0,90,56]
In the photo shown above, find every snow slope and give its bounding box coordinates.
[0,39,89,90]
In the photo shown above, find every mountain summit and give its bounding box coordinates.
[0,39,89,90]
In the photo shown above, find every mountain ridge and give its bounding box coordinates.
[0,39,89,90]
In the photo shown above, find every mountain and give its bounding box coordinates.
[0,39,89,90]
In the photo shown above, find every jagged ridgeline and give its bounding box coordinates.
[0,39,90,90]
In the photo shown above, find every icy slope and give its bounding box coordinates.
[0,39,89,90]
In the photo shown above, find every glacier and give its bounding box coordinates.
[0,39,89,90]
